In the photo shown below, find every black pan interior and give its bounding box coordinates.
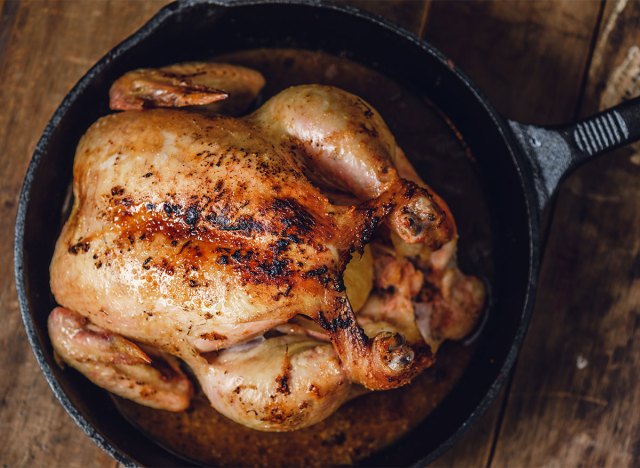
[15,2,538,466]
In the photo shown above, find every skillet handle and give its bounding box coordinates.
[508,96,640,209]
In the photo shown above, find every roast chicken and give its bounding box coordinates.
[49,62,485,431]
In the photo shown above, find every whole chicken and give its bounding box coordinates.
[49,62,485,431]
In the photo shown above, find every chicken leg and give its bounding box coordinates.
[250,84,456,249]
[48,307,192,411]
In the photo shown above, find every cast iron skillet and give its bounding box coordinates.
[14,1,640,466]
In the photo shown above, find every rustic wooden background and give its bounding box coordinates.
[1,0,639,466]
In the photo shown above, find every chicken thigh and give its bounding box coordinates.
[49,62,484,431]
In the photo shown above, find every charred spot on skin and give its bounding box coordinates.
[405,214,423,236]
[231,250,253,263]
[110,186,125,196]
[272,198,316,235]
[178,240,192,255]
[273,238,290,254]
[298,401,310,410]
[403,184,417,200]
[265,407,291,424]
[317,311,330,330]
[195,150,213,158]
[121,197,133,207]
[212,185,227,203]
[355,326,368,345]
[205,213,265,236]
[275,374,291,395]
[287,234,302,244]
[142,172,153,178]
[402,205,437,227]
[275,350,292,396]
[273,283,293,301]
[217,255,229,265]
[302,265,328,278]
[223,247,293,283]
[257,258,290,278]
[68,241,90,255]
[142,257,152,270]
[145,203,155,211]
[158,258,175,276]
[317,310,353,332]
[363,215,380,242]
[358,122,378,138]
[302,265,333,287]
[163,203,182,217]
[184,205,201,226]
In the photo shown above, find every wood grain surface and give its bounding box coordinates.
[491,0,640,465]
[0,0,638,466]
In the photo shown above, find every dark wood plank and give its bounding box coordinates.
[583,0,640,115]
[491,1,640,465]
[422,1,603,465]
[0,1,168,465]
[0,0,18,65]
[340,0,431,36]
[424,0,601,122]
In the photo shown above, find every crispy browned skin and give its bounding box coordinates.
[50,106,444,389]
[109,62,265,115]
[251,85,456,249]
[189,334,354,431]
[50,64,482,430]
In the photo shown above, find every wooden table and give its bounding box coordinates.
[1,0,638,466]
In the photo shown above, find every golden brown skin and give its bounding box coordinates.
[187,334,353,431]
[50,107,436,389]
[48,307,192,411]
[389,148,486,352]
[251,85,456,249]
[109,62,265,115]
[51,90,453,374]
[358,242,426,346]
[49,63,482,430]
